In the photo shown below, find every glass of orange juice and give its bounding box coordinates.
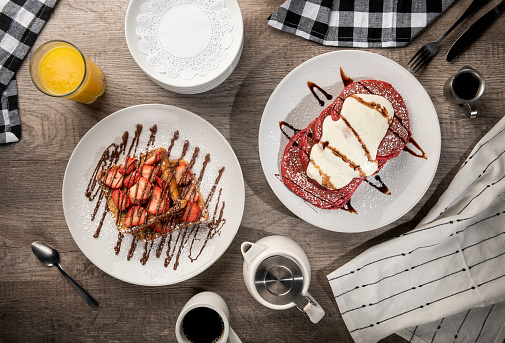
[30,40,105,104]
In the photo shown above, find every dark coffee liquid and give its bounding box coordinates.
[182,307,224,343]
[453,72,480,100]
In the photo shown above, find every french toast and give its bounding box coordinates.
[98,147,209,241]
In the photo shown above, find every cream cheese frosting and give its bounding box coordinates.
[306,94,394,189]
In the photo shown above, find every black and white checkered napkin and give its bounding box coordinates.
[327,116,505,343]
[268,0,456,48]
[0,0,57,144]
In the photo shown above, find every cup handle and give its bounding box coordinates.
[460,102,478,118]
[302,292,325,324]
[227,327,242,343]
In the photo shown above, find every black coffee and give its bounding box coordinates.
[453,72,480,100]
[182,307,224,343]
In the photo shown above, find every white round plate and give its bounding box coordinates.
[125,0,243,93]
[63,104,245,286]
[259,50,440,233]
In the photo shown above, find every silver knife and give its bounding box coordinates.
[446,0,505,62]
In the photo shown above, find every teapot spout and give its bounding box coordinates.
[241,242,266,267]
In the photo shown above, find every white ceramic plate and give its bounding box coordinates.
[63,104,244,286]
[124,0,243,94]
[259,50,440,233]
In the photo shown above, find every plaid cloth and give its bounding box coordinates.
[268,0,457,48]
[0,0,57,144]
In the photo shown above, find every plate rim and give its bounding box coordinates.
[62,103,245,286]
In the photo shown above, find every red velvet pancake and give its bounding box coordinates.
[280,80,411,210]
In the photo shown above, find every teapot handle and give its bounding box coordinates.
[295,292,325,324]
[304,292,325,324]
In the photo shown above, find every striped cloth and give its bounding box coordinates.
[327,116,505,343]
[267,0,456,48]
[0,0,58,144]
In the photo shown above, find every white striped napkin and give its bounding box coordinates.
[327,116,505,343]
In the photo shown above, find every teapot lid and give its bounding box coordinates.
[254,255,304,306]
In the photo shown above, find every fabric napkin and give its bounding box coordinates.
[327,116,505,343]
[0,0,58,144]
[268,0,456,48]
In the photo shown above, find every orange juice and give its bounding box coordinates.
[30,41,105,104]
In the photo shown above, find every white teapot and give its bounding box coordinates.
[241,235,325,323]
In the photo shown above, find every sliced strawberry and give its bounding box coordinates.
[118,156,136,175]
[124,206,147,227]
[174,163,186,184]
[184,184,200,203]
[103,168,123,188]
[144,151,163,165]
[139,164,161,181]
[151,223,163,233]
[128,176,152,204]
[148,186,171,215]
[175,162,191,185]
[182,202,200,222]
[111,189,131,211]
[123,170,140,188]
[156,176,167,190]
[152,222,170,233]
[192,193,200,203]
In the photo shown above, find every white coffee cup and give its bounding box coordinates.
[175,291,242,343]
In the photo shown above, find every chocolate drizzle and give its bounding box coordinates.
[86,125,226,269]
[340,67,354,87]
[167,131,179,156]
[364,175,391,195]
[190,186,226,263]
[148,125,157,147]
[341,200,357,214]
[279,121,301,141]
[279,121,311,159]
[93,200,109,238]
[307,81,332,106]
[128,125,143,157]
[404,137,427,159]
[114,232,124,255]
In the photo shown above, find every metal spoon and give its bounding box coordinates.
[31,241,99,310]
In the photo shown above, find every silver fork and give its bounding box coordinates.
[408,0,490,72]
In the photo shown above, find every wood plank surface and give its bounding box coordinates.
[1,0,504,342]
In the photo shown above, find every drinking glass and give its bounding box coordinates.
[30,40,105,104]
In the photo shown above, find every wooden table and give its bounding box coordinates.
[1,0,504,341]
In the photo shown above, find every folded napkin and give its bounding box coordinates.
[327,116,505,343]
[268,0,456,48]
[0,0,58,144]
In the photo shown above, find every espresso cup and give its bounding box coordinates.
[175,291,242,343]
[443,66,486,118]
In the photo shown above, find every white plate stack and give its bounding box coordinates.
[125,0,243,94]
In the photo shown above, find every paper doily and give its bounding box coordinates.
[136,0,233,79]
